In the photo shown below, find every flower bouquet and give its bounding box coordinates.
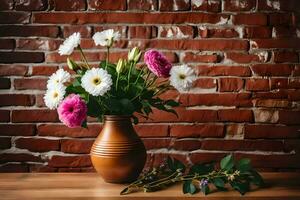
[44,29,197,183]
[44,29,196,127]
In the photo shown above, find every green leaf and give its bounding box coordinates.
[249,170,264,187]
[165,100,180,107]
[81,120,87,128]
[167,157,185,173]
[87,96,101,118]
[132,115,139,124]
[183,180,197,194]
[237,158,251,172]
[190,163,214,175]
[230,181,249,195]
[220,154,234,171]
[201,184,210,195]
[212,178,225,188]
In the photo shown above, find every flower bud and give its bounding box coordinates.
[128,47,141,62]
[116,59,125,74]
[67,57,79,71]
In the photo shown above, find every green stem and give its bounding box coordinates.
[134,65,146,84]
[116,72,120,91]
[127,61,134,89]
[78,46,90,69]
[105,47,110,70]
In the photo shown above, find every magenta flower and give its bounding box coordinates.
[57,94,87,128]
[144,50,172,78]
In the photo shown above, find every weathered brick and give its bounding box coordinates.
[246,78,270,91]
[218,109,253,122]
[14,78,47,90]
[12,110,58,123]
[0,78,11,89]
[0,0,14,10]
[0,11,30,24]
[245,124,300,139]
[129,26,157,39]
[0,65,27,76]
[38,124,101,137]
[0,25,59,37]
[233,13,267,25]
[0,52,44,63]
[15,0,48,11]
[15,138,60,152]
[0,39,15,49]
[50,0,86,11]
[160,26,194,39]
[159,0,190,11]
[0,137,11,149]
[0,94,35,106]
[88,0,126,10]
[191,0,221,12]
[48,155,91,167]
[219,78,244,92]
[197,65,251,77]
[128,0,157,11]
[224,0,256,11]
[0,124,35,136]
[170,124,224,138]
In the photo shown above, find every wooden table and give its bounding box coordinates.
[0,173,300,199]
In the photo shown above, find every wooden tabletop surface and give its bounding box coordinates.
[0,172,300,199]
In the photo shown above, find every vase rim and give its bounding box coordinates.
[104,115,132,121]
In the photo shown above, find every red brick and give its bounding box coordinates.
[159,0,190,11]
[218,109,253,122]
[0,137,11,149]
[194,78,216,89]
[270,78,288,89]
[0,110,10,122]
[254,90,287,99]
[170,124,224,138]
[142,138,171,150]
[254,109,278,123]
[144,108,218,123]
[257,0,281,11]
[183,52,218,63]
[191,0,221,12]
[219,78,244,92]
[33,12,228,24]
[0,0,13,10]
[17,39,61,51]
[128,0,157,11]
[234,153,300,169]
[0,65,27,76]
[226,52,266,63]
[254,99,290,108]
[38,124,100,137]
[0,94,35,106]
[224,0,256,11]
[251,64,293,76]
[245,124,300,139]
[197,65,251,77]
[199,28,239,38]
[61,139,93,153]
[15,0,48,11]
[88,0,126,10]
[244,27,272,38]
[0,164,29,173]
[0,78,10,89]
[50,0,86,11]
[15,138,60,152]
[12,110,58,123]
[14,78,47,90]
[279,110,300,125]
[251,39,300,49]
[0,39,14,49]
[134,125,169,137]
[0,124,35,136]
[0,52,44,63]
[0,153,42,163]
[288,90,300,101]
[274,51,298,63]
[30,164,57,172]
[289,78,300,89]
[0,25,59,37]
[63,26,92,38]
[180,93,252,107]
[0,11,30,24]
[190,152,226,164]
[48,155,91,167]
[171,139,202,151]
[269,13,293,25]
[129,26,157,39]
[245,78,270,91]
[202,140,284,152]
[233,13,267,25]
[273,26,296,38]
[160,26,194,39]
[32,65,59,76]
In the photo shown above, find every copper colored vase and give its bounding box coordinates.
[90,115,147,183]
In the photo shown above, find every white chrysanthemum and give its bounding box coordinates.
[58,32,81,55]
[44,84,66,109]
[170,65,196,92]
[92,29,121,47]
[81,68,112,96]
[47,69,71,89]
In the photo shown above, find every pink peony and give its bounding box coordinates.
[57,94,87,128]
[144,50,172,78]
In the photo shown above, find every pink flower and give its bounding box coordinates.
[144,50,172,78]
[57,94,87,128]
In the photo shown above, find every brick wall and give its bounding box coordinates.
[0,0,300,172]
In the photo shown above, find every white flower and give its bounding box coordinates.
[44,84,66,109]
[92,29,121,47]
[58,32,81,55]
[81,68,112,96]
[169,65,196,92]
[47,69,71,89]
